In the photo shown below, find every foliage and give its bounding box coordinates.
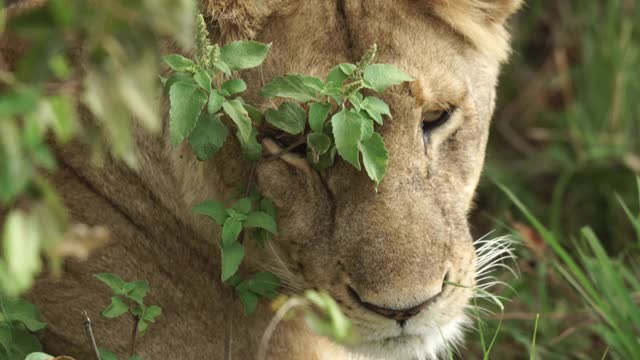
[0,0,198,298]
[0,295,47,359]
[95,273,162,337]
[165,15,412,185]
[95,273,162,359]
[0,2,403,354]
[165,15,412,315]
[483,180,640,359]
[470,2,640,358]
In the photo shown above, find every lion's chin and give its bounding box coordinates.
[345,316,469,360]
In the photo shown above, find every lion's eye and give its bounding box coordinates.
[421,106,455,135]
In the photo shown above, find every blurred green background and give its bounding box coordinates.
[470,1,640,358]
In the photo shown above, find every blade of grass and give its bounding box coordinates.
[530,313,540,360]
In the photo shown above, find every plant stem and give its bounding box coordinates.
[129,314,139,358]
[82,311,102,360]
[224,286,234,360]
[245,164,257,197]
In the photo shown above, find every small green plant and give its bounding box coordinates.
[193,193,280,314]
[0,295,47,359]
[164,14,413,318]
[95,273,162,360]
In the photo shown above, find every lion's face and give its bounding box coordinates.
[211,0,522,358]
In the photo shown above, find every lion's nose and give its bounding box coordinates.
[348,285,443,323]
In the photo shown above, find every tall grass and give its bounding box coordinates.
[470,0,640,358]
[499,181,640,359]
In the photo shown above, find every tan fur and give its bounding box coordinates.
[8,1,522,359]
[429,0,525,62]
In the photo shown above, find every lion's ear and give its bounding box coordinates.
[469,0,524,23]
[429,0,524,61]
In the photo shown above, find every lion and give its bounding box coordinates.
[14,0,523,359]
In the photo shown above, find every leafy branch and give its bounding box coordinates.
[95,273,162,360]
[164,14,413,318]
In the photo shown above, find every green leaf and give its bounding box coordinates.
[243,104,263,125]
[301,76,325,92]
[3,211,41,297]
[260,75,320,102]
[169,81,208,146]
[359,115,374,141]
[123,282,136,294]
[130,304,144,317]
[164,72,193,92]
[331,110,362,170]
[188,113,228,161]
[221,241,244,281]
[30,144,56,170]
[47,95,79,143]
[238,290,258,315]
[237,128,263,161]
[95,273,126,294]
[222,217,243,247]
[213,60,232,75]
[24,353,54,360]
[309,102,331,133]
[0,322,42,360]
[3,327,42,359]
[3,298,47,332]
[193,69,212,93]
[126,281,149,305]
[363,96,390,124]
[363,64,414,92]
[49,54,72,80]
[221,79,247,96]
[339,63,356,75]
[220,41,271,71]
[101,296,129,318]
[0,124,32,205]
[265,102,306,135]
[304,290,352,343]
[308,144,336,172]
[304,314,335,342]
[232,198,253,214]
[98,349,118,360]
[163,54,195,71]
[137,318,149,334]
[208,90,224,114]
[222,99,252,143]
[307,133,332,161]
[322,86,343,104]
[244,211,277,234]
[358,132,389,186]
[349,92,364,112]
[143,305,162,322]
[248,272,280,297]
[0,87,40,118]
[326,64,353,87]
[192,200,228,225]
[259,198,276,218]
